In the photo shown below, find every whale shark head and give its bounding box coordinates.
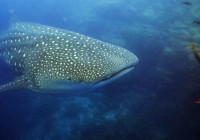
[88,45,139,88]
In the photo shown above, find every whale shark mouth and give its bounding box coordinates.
[94,65,134,86]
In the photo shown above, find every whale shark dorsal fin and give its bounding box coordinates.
[9,9,19,24]
[0,76,27,93]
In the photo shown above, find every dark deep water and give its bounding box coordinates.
[0,0,200,140]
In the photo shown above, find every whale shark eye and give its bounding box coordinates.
[68,78,71,81]
[78,79,83,83]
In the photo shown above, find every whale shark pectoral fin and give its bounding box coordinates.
[0,76,27,93]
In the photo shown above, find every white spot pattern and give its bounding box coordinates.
[0,22,138,92]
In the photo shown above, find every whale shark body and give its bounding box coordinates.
[0,20,138,94]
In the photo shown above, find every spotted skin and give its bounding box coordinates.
[0,22,139,93]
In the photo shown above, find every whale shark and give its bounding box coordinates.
[0,18,139,94]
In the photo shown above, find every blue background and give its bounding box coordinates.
[0,0,200,139]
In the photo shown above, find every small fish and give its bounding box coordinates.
[193,20,200,25]
[195,98,200,104]
[182,1,192,5]
[190,43,200,64]
[0,16,139,94]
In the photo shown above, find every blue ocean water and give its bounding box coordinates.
[0,0,200,139]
